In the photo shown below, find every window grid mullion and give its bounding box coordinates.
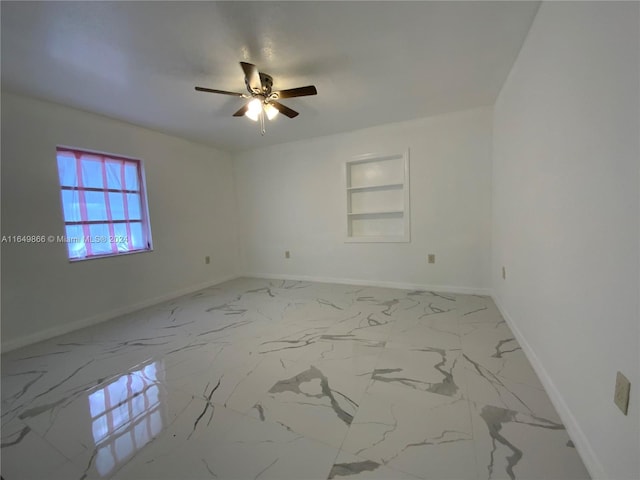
[100,156,118,254]
[61,186,140,194]
[75,153,93,257]
[121,162,134,250]
[137,163,148,249]
[64,220,143,226]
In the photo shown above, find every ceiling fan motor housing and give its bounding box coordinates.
[244,72,273,95]
[259,73,273,94]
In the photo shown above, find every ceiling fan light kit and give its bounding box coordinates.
[195,62,318,136]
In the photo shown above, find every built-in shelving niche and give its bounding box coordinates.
[345,150,410,242]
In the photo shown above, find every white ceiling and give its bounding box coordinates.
[1,1,540,152]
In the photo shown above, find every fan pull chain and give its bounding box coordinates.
[260,109,266,136]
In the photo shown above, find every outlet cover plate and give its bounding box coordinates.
[614,371,630,415]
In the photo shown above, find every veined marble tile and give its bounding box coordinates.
[323,310,395,342]
[280,300,351,324]
[19,362,201,479]
[352,290,423,322]
[80,396,243,478]
[402,290,460,316]
[461,353,561,421]
[386,310,461,350]
[157,342,293,414]
[328,451,421,479]
[115,405,338,480]
[471,402,590,480]
[295,339,383,378]
[48,459,86,480]
[460,322,542,388]
[341,381,476,480]
[1,278,587,480]
[458,297,504,324]
[105,402,246,479]
[252,322,333,361]
[250,363,371,448]
[372,346,466,398]
[1,419,71,480]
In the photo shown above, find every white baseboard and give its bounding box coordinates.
[1,274,239,353]
[243,272,491,296]
[492,294,606,480]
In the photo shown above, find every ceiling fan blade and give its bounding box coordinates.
[195,86,244,96]
[232,104,249,117]
[270,101,299,118]
[274,85,318,99]
[240,62,262,93]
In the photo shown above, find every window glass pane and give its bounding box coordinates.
[113,223,129,252]
[89,389,106,418]
[95,446,115,477]
[131,392,145,418]
[127,194,142,220]
[92,414,109,444]
[61,190,82,222]
[143,363,157,382]
[114,431,133,462]
[85,191,108,221]
[65,225,86,259]
[129,222,144,249]
[105,161,122,190]
[147,385,159,408]
[89,224,113,255]
[81,157,104,188]
[124,163,139,191]
[111,403,129,432]
[150,410,162,436]
[57,153,78,187]
[134,421,150,448]
[109,193,125,220]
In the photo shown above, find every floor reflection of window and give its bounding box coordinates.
[88,361,164,477]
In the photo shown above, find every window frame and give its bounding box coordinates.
[55,146,154,262]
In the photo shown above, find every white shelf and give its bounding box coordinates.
[344,151,410,243]
[345,236,409,243]
[347,210,404,216]
[347,183,404,192]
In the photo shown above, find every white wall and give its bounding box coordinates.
[234,107,492,293]
[492,2,639,479]
[1,92,239,350]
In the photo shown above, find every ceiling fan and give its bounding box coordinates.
[195,62,318,135]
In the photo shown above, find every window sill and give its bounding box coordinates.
[68,247,154,263]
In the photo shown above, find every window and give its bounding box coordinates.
[55,147,153,260]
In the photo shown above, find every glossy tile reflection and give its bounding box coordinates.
[1,278,590,479]
[88,361,164,477]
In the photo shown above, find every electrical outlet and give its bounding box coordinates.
[285,251,290,259]
[502,266,506,280]
[428,254,435,264]
[614,371,630,415]
[205,256,210,265]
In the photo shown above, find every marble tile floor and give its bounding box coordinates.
[1,277,590,480]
